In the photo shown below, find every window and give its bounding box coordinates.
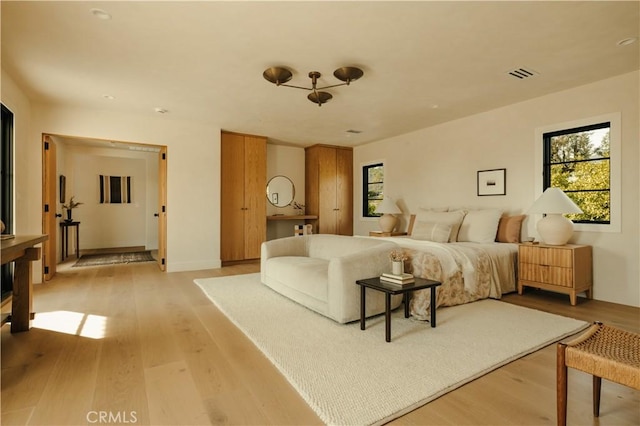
[1,104,14,300]
[543,122,610,224]
[362,163,383,217]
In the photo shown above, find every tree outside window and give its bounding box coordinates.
[363,163,383,217]
[543,122,610,224]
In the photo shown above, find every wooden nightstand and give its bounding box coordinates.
[518,243,592,305]
[369,231,408,237]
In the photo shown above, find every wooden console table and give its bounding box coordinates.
[1,234,48,332]
[267,215,318,221]
[60,221,80,260]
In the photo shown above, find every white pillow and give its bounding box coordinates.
[457,209,502,243]
[411,221,452,243]
[414,209,466,242]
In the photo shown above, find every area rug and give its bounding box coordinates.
[73,251,155,267]
[194,273,588,426]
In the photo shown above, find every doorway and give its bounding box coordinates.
[42,134,167,279]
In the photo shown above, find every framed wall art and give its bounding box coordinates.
[59,175,66,203]
[477,168,506,196]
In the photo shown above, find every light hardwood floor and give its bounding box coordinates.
[2,259,638,425]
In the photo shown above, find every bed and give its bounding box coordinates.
[371,208,525,320]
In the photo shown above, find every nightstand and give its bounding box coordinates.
[369,231,408,237]
[518,243,592,305]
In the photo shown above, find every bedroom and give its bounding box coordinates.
[2,1,638,307]
[1,1,639,423]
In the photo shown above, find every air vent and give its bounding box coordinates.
[507,67,538,80]
[346,129,362,134]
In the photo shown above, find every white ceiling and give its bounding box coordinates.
[2,1,639,148]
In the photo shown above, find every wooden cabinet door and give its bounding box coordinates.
[221,133,246,261]
[336,148,353,235]
[317,146,338,234]
[243,136,266,259]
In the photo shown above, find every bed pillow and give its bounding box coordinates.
[457,209,502,243]
[411,221,452,243]
[413,209,466,242]
[495,214,526,243]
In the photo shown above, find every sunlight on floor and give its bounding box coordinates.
[33,311,108,339]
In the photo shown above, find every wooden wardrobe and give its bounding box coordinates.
[305,144,353,235]
[220,131,266,262]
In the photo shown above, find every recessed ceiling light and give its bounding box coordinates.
[102,94,115,100]
[90,8,112,20]
[154,107,168,114]
[617,37,637,46]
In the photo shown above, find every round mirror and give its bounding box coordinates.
[266,175,295,208]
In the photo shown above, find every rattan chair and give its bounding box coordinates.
[557,321,640,426]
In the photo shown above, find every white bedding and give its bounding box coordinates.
[371,236,518,319]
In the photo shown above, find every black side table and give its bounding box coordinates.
[355,276,441,342]
[60,221,80,260]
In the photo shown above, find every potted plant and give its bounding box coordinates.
[62,196,83,222]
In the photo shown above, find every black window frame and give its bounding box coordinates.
[1,103,14,300]
[362,163,384,218]
[542,121,611,225]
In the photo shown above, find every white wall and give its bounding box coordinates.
[21,100,222,273]
[354,71,639,307]
[1,70,48,282]
[63,145,158,251]
[266,143,306,240]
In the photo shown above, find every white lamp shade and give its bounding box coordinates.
[528,187,583,245]
[375,197,402,214]
[528,187,583,214]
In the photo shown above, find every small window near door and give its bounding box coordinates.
[363,163,383,217]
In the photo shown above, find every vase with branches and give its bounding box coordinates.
[62,196,83,222]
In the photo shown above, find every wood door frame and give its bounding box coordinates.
[41,134,168,273]
[42,135,57,280]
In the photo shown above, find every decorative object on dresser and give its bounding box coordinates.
[220,131,267,262]
[528,187,583,245]
[477,168,506,196]
[375,196,402,232]
[518,243,592,305]
[305,144,353,235]
[262,66,364,107]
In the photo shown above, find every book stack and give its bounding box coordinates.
[380,272,415,286]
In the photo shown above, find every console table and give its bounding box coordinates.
[60,221,80,260]
[1,234,48,332]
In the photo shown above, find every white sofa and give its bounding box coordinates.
[260,234,403,324]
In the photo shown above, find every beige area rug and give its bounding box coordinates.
[194,273,588,426]
[73,251,155,267]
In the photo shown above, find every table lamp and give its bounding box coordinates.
[528,187,583,245]
[375,197,402,233]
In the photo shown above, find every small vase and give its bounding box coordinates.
[392,261,403,276]
[66,209,72,222]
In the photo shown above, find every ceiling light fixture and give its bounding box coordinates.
[263,66,364,107]
[90,8,112,20]
[154,107,168,114]
[617,37,637,46]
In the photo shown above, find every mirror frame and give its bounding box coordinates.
[266,175,295,208]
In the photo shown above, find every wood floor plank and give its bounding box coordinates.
[2,260,638,425]
[144,360,210,425]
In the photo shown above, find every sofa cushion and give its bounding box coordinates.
[264,256,329,302]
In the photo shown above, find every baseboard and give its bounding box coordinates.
[167,259,221,273]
